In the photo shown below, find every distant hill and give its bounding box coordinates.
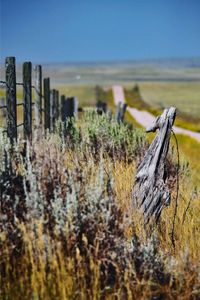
[1,57,200,85]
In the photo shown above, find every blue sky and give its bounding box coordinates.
[1,0,200,63]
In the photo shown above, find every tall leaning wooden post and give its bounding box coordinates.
[23,62,32,139]
[5,57,17,143]
[34,65,42,126]
[44,78,50,131]
[132,107,176,224]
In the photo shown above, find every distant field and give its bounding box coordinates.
[0,85,95,127]
[136,81,200,118]
[55,82,200,120]
[1,58,200,124]
[54,85,96,107]
[0,85,95,106]
[1,82,200,126]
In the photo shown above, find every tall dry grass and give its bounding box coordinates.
[0,113,199,299]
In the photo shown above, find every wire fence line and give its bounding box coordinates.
[0,80,45,100]
[0,78,38,134]
[0,56,78,143]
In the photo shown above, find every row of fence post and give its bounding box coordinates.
[1,56,127,144]
[1,57,78,143]
[96,100,127,123]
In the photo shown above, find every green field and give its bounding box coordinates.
[1,58,200,116]
[137,81,200,118]
[0,85,95,126]
[1,82,200,131]
[1,59,200,128]
[56,82,200,119]
[54,85,96,107]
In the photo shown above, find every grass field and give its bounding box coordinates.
[1,81,200,132]
[56,81,200,124]
[125,85,200,132]
[1,58,200,119]
[0,85,95,127]
[137,81,200,118]
[54,85,96,107]
[0,85,95,106]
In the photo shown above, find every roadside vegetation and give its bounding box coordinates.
[0,112,200,299]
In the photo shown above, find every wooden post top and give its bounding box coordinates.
[146,107,176,133]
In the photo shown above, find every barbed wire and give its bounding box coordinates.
[31,85,45,99]
[0,80,10,89]
[17,123,24,128]
[16,82,24,87]
[1,77,66,136]
[0,80,45,99]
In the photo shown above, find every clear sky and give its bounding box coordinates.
[1,0,200,63]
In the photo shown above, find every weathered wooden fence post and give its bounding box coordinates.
[50,89,56,131]
[74,97,78,118]
[116,102,122,123]
[44,78,50,131]
[61,95,66,122]
[96,100,107,114]
[61,96,76,120]
[60,95,67,135]
[66,97,75,118]
[55,90,59,121]
[23,62,32,139]
[121,103,127,121]
[116,102,127,123]
[5,56,17,143]
[0,97,6,118]
[132,107,176,224]
[107,108,112,121]
[60,96,77,135]
[34,65,42,126]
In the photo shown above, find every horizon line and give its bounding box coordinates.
[1,56,200,66]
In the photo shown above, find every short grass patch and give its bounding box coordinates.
[124,84,200,132]
[138,81,200,118]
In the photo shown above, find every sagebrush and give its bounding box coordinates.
[0,112,199,299]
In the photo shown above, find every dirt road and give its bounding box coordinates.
[112,85,200,143]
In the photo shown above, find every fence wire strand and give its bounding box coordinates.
[0,80,44,98]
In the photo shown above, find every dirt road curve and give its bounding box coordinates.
[112,85,200,143]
